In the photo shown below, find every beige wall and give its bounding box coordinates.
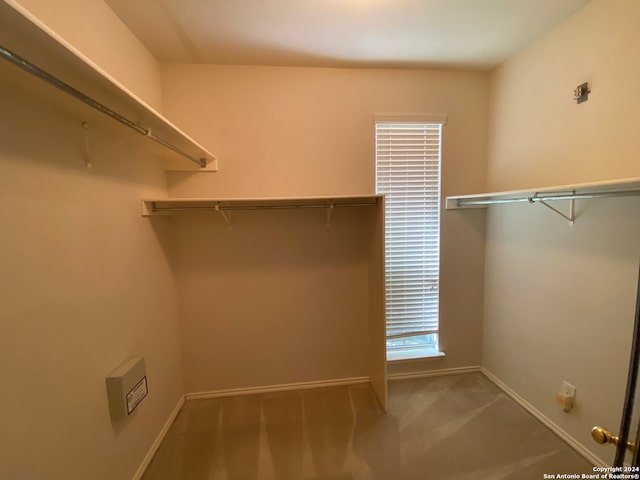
[161,65,489,376]
[483,0,640,464]
[487,0,640,190]
[170,208,374,392]
[162,65,488,199]
[0,74,183,479]
[14,0,164,111]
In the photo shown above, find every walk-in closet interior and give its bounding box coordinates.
[1,0,640,479]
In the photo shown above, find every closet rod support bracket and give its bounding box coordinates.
[326,203,334,227]
[529,196,576,226]
[215,204,232,229]
[82,122,92,170]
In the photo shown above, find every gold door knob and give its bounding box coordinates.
[591,426,636,452]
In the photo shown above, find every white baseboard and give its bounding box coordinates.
[185,376,371,400]
[132,394,185,480]
[387,365,481,381]
[481,368,607,468]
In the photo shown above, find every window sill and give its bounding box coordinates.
[386,347,446,363]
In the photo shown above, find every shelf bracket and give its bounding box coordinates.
[529,196,576,226]
[82,122,92,169]
[215,204,232,229]
[326,203,334,227]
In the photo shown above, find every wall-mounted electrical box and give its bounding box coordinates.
[574,82,590,104]
[106,356,148,421]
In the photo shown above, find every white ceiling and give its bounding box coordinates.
[106,0,592,70]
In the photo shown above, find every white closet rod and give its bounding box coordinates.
[0,44,206,168]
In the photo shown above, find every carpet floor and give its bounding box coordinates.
[141,373,594,479]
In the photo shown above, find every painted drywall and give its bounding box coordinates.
[483,0,640,464]
[487,0,640,190]
[14,0,164,112]
[161,65,489,378]
[162,65,488,200]
[170,208,374,392]
[0,73,183,479]
[368,203,388,408]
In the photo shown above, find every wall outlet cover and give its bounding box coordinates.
[562,381,576,397]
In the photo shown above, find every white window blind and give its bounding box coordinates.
[375,121,442,346]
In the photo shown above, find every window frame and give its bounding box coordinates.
[374,114,447,361]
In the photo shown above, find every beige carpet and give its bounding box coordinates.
[142,373,594,479]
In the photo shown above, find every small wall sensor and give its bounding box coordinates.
[574,82,590,104]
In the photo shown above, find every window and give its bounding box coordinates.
[375,116,445,361]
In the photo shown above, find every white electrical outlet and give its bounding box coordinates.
[562,381,576,397]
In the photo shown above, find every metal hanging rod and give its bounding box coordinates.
[455,189,640,207]
[140,196,382,219]
[149,202,377,213]
[143,199,379,228]
[451,188,640,225]
[0,44,206,168]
